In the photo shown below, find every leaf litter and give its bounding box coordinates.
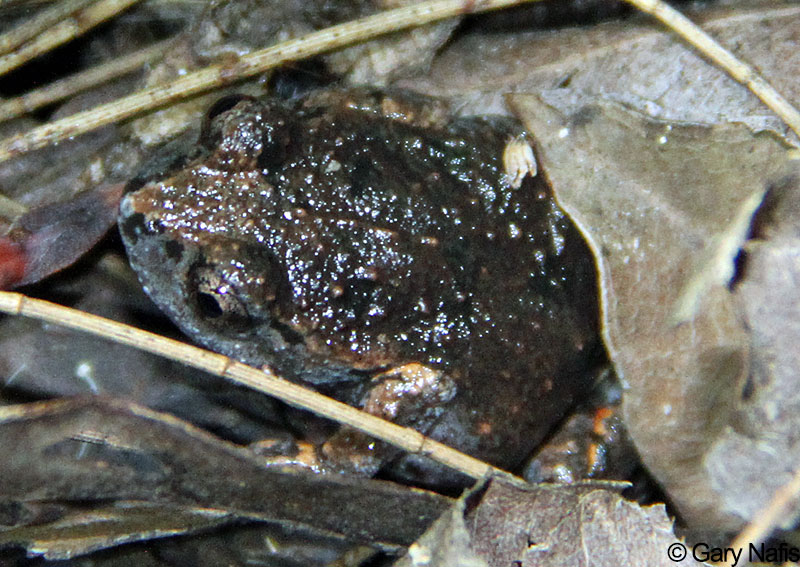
[0,396,449,558]
[407,2,800,145]
[0,0,799,564]
[397,476,705,567]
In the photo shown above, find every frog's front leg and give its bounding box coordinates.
[320,363,457,476]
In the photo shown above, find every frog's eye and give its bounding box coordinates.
[191,266,252,330]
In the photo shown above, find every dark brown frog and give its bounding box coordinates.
[118,87,601,485]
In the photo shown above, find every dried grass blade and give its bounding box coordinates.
[0,0,95,56]
[0,0,537,163]
[726,468,800,566]
[0,291,499,481]
[0,38,170,123]
[0,0,143,77]
[624,0,800,138]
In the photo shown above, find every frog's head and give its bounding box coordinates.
[119,95,417,382]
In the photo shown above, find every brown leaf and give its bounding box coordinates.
[508,93,790,529]
[407,4,800,146]
[401,476,700,567]
[476,480,700,566]
[10,182,124,287]
[0,397,449,555]
[704,170,800,525]
[0,502,236,560]
[394,481,488,567]
[0,126,137,288]
[0,72,151,287]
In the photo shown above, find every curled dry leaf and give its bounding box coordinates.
[706,170,800,526]
[407,3,800,146]
[508,92,791,530]
[0,396,449,557]
[399,476,701,567]
[0,120,136,287]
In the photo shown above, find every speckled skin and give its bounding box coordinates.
[119,87,600,482]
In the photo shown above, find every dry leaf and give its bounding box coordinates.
[394,481,488,567]
[0,502,367,565]
[400,476,701,566]
[472,479,702,566]
[0,123,135,287]
[509,92,790,530]
[407,3,800,146]
[0,502,235,560]
[0,397,449,556]
[705,170,800,526]
[0,33,158,287]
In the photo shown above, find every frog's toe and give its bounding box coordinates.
[502,135,537,188]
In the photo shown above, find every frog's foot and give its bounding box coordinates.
[502,135,537,188]
[252,438,335,474]
[524,404,636,483]
[321,363,457,476]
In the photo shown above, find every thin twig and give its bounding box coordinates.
[0,0,95,56]
[0,39,170,123]
[0,291,500,481]
[623,0,800,139]
[0,0,143,77]
[0,0,537,163]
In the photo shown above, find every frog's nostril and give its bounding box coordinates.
[119,211,160,245]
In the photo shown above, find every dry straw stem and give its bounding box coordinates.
[0,39,169,123]
[1,0,798,162]
[0,0,538,163]
[625,0,800,138]
[0,291,500,481]
[0,0,143,76]
[0,0,95,56]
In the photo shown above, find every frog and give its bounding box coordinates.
[118,86,602,487]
